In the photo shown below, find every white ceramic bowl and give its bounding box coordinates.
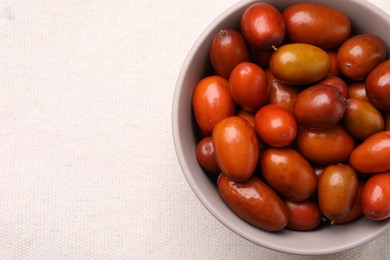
[172,0,390,255]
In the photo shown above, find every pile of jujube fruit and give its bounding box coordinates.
[192,2,390,232]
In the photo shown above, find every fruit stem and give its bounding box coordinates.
[218,30,228,39]
[271,44,278,52]
[344,98,350,108]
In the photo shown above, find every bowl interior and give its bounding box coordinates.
[173,0,390,255]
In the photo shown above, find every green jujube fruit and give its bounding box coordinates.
[270,43,331,85]
[342,98,384,140]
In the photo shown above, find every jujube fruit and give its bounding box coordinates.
[212,116,259,182]
[283,2,351,49]
[361,172,390,220]
[229,62,268,112]
[192,76,235,133]
[342,98,384,140]
[294,84,346,129]
[192,2,390,232]
[366,59,390,110]
[254,104,297,147]
[349,131,390,174]
[218,174,288,231]
[196,136,220,176]
[337,34,387,80]
[334,181,364,224]
[318,164,359,222]
[241,3,285,50]
[261,148,317,202]
[296,124,355,165]
[319,75,349,99]
[210,29,251,78]
[270,43,331,85]
[285,199,322,231]
[265,69,299,114]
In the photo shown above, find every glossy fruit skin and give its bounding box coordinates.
[327,51,340,76]
[217,174,288,231]
[294,84,346,129]
[283,3,351,49]
[254,105,297,147]
[210,29,251,78]
[196,136,220,176]
[266,69,299,114]
[318,164,359,222]
[334,181,364,224]
[366,59,390,110]
[241,3,285,51]
[349,131,390,174]
[348,81,369,102]
[296,124,355,165]
[192,76,235,133]
[261,148,317,201]
[229,62,268,112]
[319,75,348,99]
[337,34,387,81]
[361,172,390,220]
[285,199,322,231]
[212,116,259,182]
[342,98,384,140]
[270,43,331,85]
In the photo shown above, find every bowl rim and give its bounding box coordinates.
[172,0,390,255]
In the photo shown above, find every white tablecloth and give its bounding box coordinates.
[0,0,389,259]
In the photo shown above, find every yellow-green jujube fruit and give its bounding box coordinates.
[270,43,331,86]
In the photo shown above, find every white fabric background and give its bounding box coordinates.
[0,0,389,259]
